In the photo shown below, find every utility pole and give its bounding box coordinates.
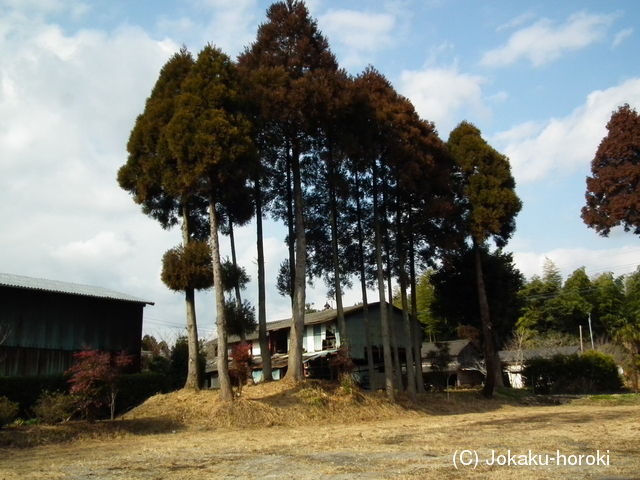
[588,313,595,350]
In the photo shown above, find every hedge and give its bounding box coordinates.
[522,350,623,394]
[0,372,171,419]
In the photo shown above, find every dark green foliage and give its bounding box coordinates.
[448,121,522,248]
[161,241,213,292]
[225,299,257,338]
[432,246,525,346]
[523,351,623,394]
[0,373,170,421]
[148,355,172,376]
[115,372,172,414]
[169,336,206,390]
[32,391,76,424]
[0,375,69,418]
[221,258,250,292]
[0,396,19,428]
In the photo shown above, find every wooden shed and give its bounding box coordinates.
[0,273,154,376]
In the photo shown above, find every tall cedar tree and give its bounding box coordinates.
[447,121,522,398]
[352,68,397,399]
[238,0,339,381]
[117,48,207,389]
[582,104,640,236]
[164,45,257,401]
[219,191,255,342]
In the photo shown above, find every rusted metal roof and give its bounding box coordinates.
[0,272,154,305]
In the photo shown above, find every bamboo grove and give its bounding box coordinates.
[117,1,521,401]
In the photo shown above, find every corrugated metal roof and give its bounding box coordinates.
[0,272,154,305]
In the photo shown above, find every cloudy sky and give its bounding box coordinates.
[2,0,640,341]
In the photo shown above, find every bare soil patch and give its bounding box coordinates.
[0,382,638,479]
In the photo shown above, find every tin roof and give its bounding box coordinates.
[0,272,154,305]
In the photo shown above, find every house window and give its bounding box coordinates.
[313,324,322,351]
[323,327,336,350]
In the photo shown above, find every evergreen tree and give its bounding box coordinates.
[117,47,207,390]
[164,45,257,401]
[238,0,339,381]
[447,121,522,397]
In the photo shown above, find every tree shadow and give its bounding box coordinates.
[0,416,185,449]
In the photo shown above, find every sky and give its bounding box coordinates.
[2,0,640,342]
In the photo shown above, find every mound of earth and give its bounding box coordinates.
[122,380,417,428]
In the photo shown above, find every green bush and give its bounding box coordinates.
[0,375,69,418]
[0,396,19,428]
[523,351,623,394]
[0,372,169,420]
[32,391,77,424]
[115,372,171,414]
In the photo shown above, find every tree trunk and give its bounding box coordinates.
[182,203,200,390]
[255,177,272,382]
[398,208,416,402]
[286,145,296,304]
[492,330,505,388]
[210,197,233,401]
[409,220,425,393]
[355,170,375,390]
[329,160,347,349]
[286,144,306,382]
[474,241,496,398]
[228,217,246,343]
[388,277,402,392]
[373,161,394,400]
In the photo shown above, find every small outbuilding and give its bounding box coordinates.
[421,339,485,387]
[0,273,154,376]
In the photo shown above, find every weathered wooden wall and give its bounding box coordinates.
[0,286,143,376]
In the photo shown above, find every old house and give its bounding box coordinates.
[0,273,154,376]
[206,302,422,390]
[421,339,484,387]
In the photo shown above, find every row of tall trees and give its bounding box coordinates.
[118,0,521,400]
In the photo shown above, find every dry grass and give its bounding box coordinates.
[1,382,639,479]
[0,380,520,448]
[120,380,523,429]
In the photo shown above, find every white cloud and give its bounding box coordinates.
[613,27,633,48]
[0,6,186,328]
[399,65,488,136]
[52,231,133,261]
[513,245,640,281]
[482,11,618,67]
[318,9,395,68]
[189,0,258,56]
[493,78,640,184]
[496,11,537,32]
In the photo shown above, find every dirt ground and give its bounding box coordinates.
[0,385,638,479]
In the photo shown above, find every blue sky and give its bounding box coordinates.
[1,0,640,341]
